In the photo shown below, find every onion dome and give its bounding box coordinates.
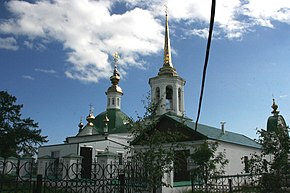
[267,99,287,132]
[86,111,95,127]
[77,106,95,136]
[78,117,84,132]
[106,52,123,94]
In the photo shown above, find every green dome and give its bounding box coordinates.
[93,109,131,134]
[267,114,287,132]
[266,99,287,132]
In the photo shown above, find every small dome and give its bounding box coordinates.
[266,99,287,132]
[86,113,95,126]
[93,109,131,134]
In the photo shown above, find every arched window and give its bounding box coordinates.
[112,98,115,105]
[117,98,120,106]
[178,88,182,112]
[156,87,160,102]
[166,86,173,110]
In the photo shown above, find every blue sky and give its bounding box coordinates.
[1,0,290,145]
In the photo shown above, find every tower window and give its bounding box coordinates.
[112,98,115,105]
[166,86,173,110]
[156,87,160,102]
[117,98,120,106]
[178,88,181,112]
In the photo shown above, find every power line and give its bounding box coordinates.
[195,0,216,131]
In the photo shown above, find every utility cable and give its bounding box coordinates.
[195,0,216,131]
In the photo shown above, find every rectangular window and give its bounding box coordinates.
[244,156,249,173]
[118,153,123,165]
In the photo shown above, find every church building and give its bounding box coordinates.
[38,52,132,178]
[37,12,267,192]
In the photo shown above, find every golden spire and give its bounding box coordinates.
[163,6,172,67]
[158,7,177,76]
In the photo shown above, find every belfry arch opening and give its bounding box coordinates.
[178,88,181,112]
[166,86,173,110]
[156,87,160,102]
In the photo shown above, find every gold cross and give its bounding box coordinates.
[89,104,94,114]
[164,4,168,15]
[113,52,120,67]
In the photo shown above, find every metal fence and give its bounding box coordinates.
[1,159,289,193]
[192,173,261,192]
[0,159,147,193]
[192,172,290,193]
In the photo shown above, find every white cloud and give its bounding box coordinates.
[242,1,290,27]
[126,0,290,39]
[35,68,56,74]
[189,28,209,39]
[0,37,18,50]
[22,75,34,80]
[279,95,288,99]
[0,0,163,83]
[1,0,290,83]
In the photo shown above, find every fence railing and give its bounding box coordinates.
[1,158,289,193]
[0,159,148,193]
[192,172,290,193]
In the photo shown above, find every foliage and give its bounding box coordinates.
[129,95,185,193]
[247,127,290,192]
[189,141,228,189]
[0,91,48,158]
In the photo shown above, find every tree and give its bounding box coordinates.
[247,128,290,193]
[189,141,228,191]
[0,91,48,158]
[129,95,185,193]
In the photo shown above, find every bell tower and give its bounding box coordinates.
[149,11,186,116]
[106,52,123,110]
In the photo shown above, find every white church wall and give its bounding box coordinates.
[78,139,129,161]
[217,142,261,175]
[38,143,78,158]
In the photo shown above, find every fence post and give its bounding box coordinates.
[119,173,125,193]
[34,174,42,193]
[228,178,232,193]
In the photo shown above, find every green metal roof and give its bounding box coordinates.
[164,113,261,149]
[93,109,130,134]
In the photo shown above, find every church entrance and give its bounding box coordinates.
[80,146,93,179]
